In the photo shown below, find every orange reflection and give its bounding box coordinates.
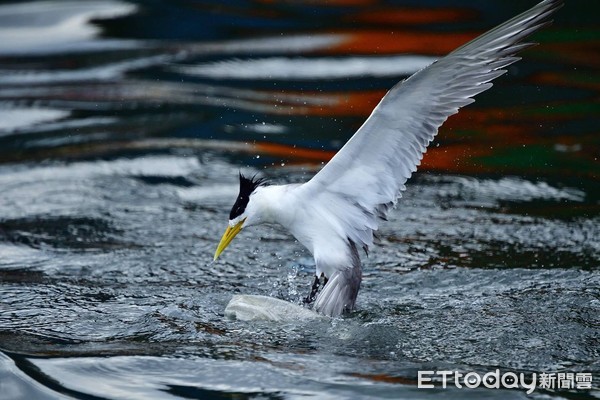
[326,31,479,55]
[252,139,492,173]
[532,72,600,91]
[349,7,475,25]
[254,141,336,161]
[421,144,491,172]
[443,108,535,144]
[256,0,378,5]
[300,90,385,117]
[348,372,416,385]
[541,43,600,68]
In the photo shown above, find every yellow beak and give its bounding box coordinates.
[213,218,246,261]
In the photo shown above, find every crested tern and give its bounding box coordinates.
[214,0,563,317]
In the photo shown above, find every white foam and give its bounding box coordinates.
[225,295,322,322]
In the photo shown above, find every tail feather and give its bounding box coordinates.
[314,241,362,317]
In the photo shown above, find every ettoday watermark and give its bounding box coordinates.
[418,370,593,394]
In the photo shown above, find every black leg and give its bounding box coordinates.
[304,273,328,305]
[303,275,320,304]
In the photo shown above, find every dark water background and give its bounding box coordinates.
[0,0,598,399]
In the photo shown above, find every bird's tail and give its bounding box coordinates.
[314,242,362,317]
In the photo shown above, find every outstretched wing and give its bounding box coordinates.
[300,0,562,250]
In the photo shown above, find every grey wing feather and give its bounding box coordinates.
[300,0,562,251]
[314,241,361,317]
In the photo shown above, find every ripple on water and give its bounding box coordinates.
[0,161,597,399]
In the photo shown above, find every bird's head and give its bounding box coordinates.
[213,173,269,261]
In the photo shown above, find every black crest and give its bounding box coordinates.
[229,173,268,220]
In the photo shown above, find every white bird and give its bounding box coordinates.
[213,0,563,317]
